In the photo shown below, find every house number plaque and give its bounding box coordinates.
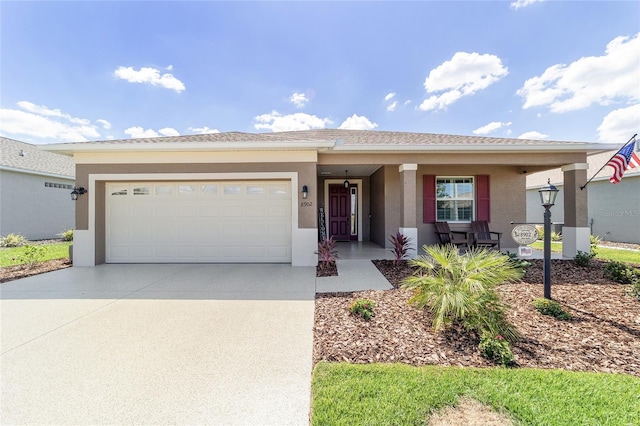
[511,224,539,246]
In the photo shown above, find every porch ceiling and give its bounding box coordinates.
[317,164,382,177]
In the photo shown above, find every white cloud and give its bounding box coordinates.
[166,65,173,71]
[188,126,220,134]
[124,127,158,138]
[473,121,512,135]
[124,126,159,138]
[254,110,332,132]
[517,33,640,113]
[338,114,378,130]
[510,0,544,10]
[0,102,102,143]
[597,104,640,144]
[96,119,111,129]
[123,126,179,138]
[419,52,508,111]
[158,127,180,137]
[16,101,90,125]
[290,92,309,108]
[114,66,186,93]
[517,131,549,140]
[384,92,396,102]
[387,101,398,112]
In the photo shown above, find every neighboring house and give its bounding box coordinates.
[0,137,75,240]
[43,129,610,266]
[527,148,640,244]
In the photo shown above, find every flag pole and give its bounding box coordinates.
[580,133,637,191]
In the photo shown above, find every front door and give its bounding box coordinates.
[328,184,350,241]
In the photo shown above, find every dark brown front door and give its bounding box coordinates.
[328,184,350,241]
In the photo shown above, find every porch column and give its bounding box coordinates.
[399,164,418,258]
[562,163,590,257]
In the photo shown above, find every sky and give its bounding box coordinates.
[1,0,639,146]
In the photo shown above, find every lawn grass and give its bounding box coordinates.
[311,363,640,426]
[529,241,640,264]
[0,242,71,267]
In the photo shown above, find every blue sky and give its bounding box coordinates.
[1,1,638,145]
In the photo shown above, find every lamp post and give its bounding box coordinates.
[538,179,559,299]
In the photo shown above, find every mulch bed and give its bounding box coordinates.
[314,259,640,376]
[0,259,72,283]
[316,261,338,277]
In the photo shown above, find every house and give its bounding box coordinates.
[42,129,611,266]
[527,148,640,244]
[0,137,75,240]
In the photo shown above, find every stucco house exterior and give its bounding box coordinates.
[527,148,640,244]
[43,129,611,266]
[0,137,75,240]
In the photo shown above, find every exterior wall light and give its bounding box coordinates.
[71,187,87,201]
[538,179,559,299]
[302,185,308,199]
[343,170,350,188]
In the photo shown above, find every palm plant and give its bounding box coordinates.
[402,245,524,342]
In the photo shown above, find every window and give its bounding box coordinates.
[423,175,490,223]
[44,182,73,190]
[436,177,474,222]
[133,187,150,195]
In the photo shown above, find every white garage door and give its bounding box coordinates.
[106,181,292,263]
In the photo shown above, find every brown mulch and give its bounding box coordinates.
[0,259,72,283]
[314,258,640,377]
[316,261,338,277]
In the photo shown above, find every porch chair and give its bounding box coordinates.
[471,220,502,250]
[434,222,469,250]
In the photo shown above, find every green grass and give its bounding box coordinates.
[529,241,640,265]
[311,363,640,426]
[0,242,71,267]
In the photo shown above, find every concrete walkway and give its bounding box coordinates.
[1,264,316,425]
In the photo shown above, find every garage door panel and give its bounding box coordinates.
[106,181,292,263]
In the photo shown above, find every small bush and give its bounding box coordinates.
[16,245,46,269]
[574,250,595,267]
[603,261,640,301]
[533,298,572,320]
[389,232,412,264]
[316,236,338,270]
[0,233,26,247]
[349,299,376,321]
[58,229,74,241]
[478,332,515,366]
[590,235,601,258]
[505,251,531,271]
[550,231,562,242]
[536,226,544,241]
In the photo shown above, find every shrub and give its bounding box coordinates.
[316,236,338,270]
[603,261,640,301]
[505,251,531,271]
[0,233,26,247]
[536,226,544,241]
[590,235,601,257]
[389,232,412,264]
[551,231,562,242]
[402,245,523,342]
[478,332,515,366]
[16,245,46,269]
[349,299,376,321]
[58,229,74,241]
[533,298,572,320]
[574,250,595,267]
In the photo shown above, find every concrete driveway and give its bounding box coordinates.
[1,264,316,425]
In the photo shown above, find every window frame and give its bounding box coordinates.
[435,176,475,223]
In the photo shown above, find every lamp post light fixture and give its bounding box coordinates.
[70,187,87,201]
[343,170,350,188]
[302,185,308,199]
[538,179,559,299]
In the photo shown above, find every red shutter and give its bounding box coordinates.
[423,175,436,223]
[476,175,490,222]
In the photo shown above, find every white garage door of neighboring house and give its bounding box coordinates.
[106,181,292,263]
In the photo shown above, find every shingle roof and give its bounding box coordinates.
[0,137,75,177]
[45,129,592,147]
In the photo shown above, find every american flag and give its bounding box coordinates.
[607,138,639,184]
